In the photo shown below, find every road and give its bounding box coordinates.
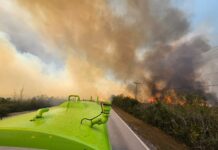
[108,110,150,150]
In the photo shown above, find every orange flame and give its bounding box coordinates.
[147,97,157,103]
[165,96,172,104]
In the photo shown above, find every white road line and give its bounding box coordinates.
[112,110,150,150]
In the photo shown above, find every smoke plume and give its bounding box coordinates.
[0,0,215,101]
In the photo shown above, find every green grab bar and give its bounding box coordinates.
[66,95,81,110]
[30,108,49,121]
[68,95,80,102]
[81,101,111,127]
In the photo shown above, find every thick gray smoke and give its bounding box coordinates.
[141,37,214,100]
[14,0,216,101]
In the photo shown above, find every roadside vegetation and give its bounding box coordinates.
[112,95,218,149]
[0,95,58,119]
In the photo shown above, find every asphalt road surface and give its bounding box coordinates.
[108,110,150,150]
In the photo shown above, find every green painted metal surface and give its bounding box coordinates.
[0,98,111,150]
[81,101,112,127]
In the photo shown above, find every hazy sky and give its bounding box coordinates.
[0,0,217,99]
[173,0,218,45]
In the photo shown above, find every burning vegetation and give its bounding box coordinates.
[137,36,217,105]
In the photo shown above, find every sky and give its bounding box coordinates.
[0,0,217,100]
[172,0,218,46]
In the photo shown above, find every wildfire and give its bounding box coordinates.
[165,96,173,104]
[147,96,173,104]
[146,90,187,105]
[147,97,157,103]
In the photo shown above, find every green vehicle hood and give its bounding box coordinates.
[0,101,111,150]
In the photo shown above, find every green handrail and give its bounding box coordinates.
[66,95,81,110]
[81,101,111,127]
[30,108,49,121]
[68,95,80,102]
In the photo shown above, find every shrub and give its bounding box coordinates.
[0,105,10,119]
[112,95,218,149]
[0,96,54,119]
